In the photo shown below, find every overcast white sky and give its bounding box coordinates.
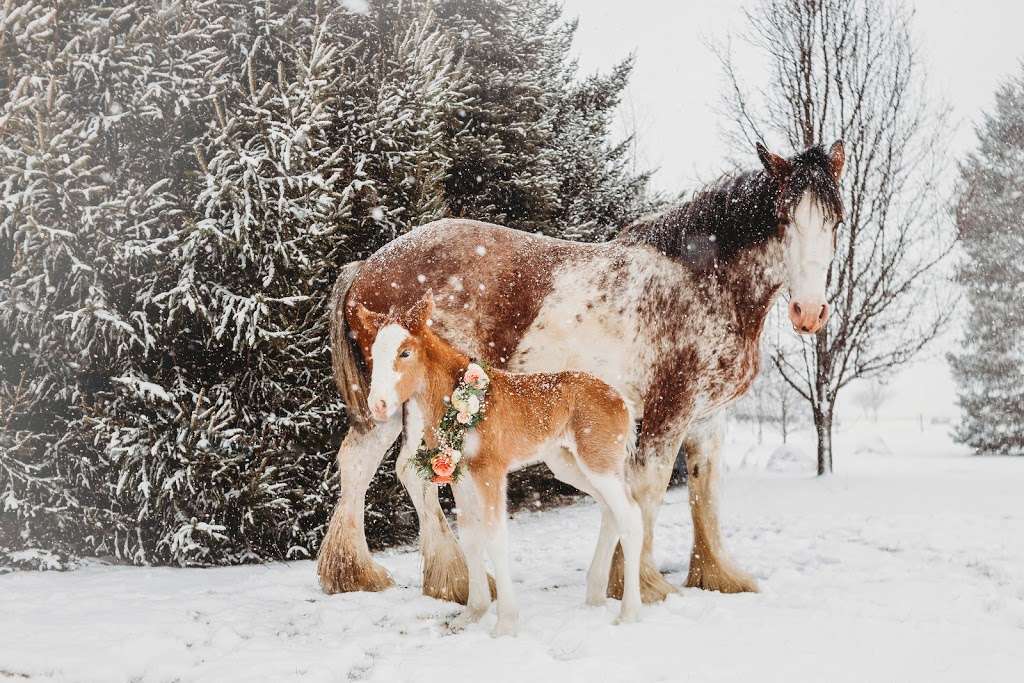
[561,0,1024,191]
[558,0,1024,421]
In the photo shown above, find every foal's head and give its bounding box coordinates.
[757,141,846,335]
[356,294,436,422]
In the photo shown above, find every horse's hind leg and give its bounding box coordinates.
[318,415,402,594]
[683,415,758,593]
[395,403,493,604]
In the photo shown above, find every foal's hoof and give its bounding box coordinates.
[447,606,487,632]
[491,620,518,638]
[585,593,607,607]
[614,610,640,625]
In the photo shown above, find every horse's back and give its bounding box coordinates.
[348,218,597,365]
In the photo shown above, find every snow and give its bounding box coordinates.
[3,419,1023,682]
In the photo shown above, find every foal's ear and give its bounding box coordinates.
[828,139,846,181]
[756,142,793,179]
[354,303,385,336]
[407,290,435,332]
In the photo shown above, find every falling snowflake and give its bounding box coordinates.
[475,245,487,257]
[371,207,385,221]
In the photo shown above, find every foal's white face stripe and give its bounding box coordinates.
[784,192,836,304]
[367,323,409,420]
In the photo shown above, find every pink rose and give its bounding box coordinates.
[430,454,454,481]
[463,363,489,389]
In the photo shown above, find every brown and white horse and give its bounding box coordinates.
[318,141,846,604]
[356,293,643,634]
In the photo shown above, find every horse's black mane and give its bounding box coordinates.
[617,145,844,271]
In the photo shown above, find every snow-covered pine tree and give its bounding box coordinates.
[433,0,653,237]
[0,1,230,568]
[548,57,653,240]
[949,67,1024,455]
[83,4,470,565]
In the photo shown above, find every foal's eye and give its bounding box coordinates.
[399,350,411,358]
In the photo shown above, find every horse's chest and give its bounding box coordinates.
[685,332,761,413]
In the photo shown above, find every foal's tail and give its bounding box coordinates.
[329,260,372,431]
[623,399,639,462]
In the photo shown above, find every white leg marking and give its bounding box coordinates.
[484,509,519,637]
[587,473,643,623]
[449,476,490,631]
[586,506,618,607]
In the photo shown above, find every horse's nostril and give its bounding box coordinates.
[793,302,802,315]
[818,304,828,321]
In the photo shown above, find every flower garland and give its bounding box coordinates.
[413,361,490,485]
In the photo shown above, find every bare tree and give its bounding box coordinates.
[766,361,801,443]
[733,343,806,444]
[853,378,889,423]
[717,0,954,474]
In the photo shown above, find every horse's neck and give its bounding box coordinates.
[629,236,785,342]
[412,338,468,441]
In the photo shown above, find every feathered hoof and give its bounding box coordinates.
[685,555,759,593]
[317,547,395,595]
[606,546,678,604]
[422,546,496,605]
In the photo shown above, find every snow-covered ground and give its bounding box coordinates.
[3,419,1023,682]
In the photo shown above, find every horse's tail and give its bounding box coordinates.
[329,260,372,431]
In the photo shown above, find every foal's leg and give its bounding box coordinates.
[683,415,758,593]
[585,471,643,623]
[395,404,491,604]
[543,449,615,607]
[586,508,619,607]
[317,415,402,594]
[607,444,680,603]
[448,476,491,631]
[476,469,518,637]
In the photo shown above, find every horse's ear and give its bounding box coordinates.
[756,142,792,179]
[406,290,434,332]
[354,303,385,336]
[828,139,846,181]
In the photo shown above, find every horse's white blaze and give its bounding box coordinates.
[367,323,409,419]
[784,191,836,307]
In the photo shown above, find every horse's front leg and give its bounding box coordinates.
[317,415,403,594]
[683,414,758,593]
[395,404,492,604]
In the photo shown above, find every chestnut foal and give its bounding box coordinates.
[356,294,642,635]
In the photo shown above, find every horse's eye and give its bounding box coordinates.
[399,350,411,358]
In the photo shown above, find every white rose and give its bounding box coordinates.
[466,394,480,415]
[451,389,468,412]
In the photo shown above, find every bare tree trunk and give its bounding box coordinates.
[815,408,833,475]
[780,400,789,444]
[815,323,833,474]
